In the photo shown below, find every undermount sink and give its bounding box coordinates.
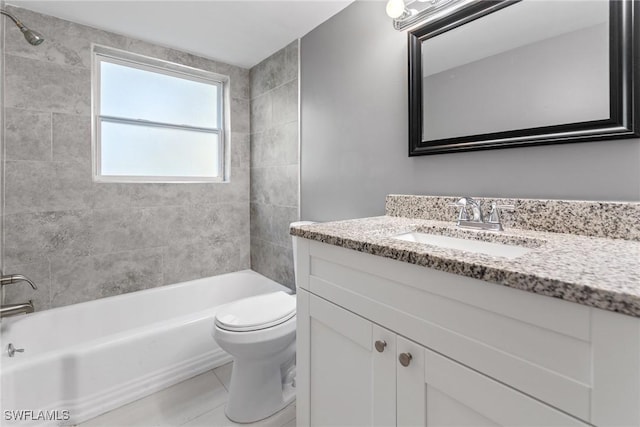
[392,231,534,259]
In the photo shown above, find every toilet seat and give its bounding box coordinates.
[215,291,296,332]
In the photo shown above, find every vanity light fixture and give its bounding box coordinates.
[388,0,477,31]
[386,0,410,19]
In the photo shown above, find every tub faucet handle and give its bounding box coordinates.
[7,343,24,357]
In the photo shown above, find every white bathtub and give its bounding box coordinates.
[0,270,290,426]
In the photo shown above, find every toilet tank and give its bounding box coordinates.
[290,221,315,289]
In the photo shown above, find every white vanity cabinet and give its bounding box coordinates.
[295,238,640,427]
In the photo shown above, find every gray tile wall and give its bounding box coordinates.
[249,42,299,289]
[1,6,251,310]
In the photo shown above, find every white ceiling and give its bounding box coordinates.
[7,0,354,68]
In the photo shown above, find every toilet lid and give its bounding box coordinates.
[215,291,296,332]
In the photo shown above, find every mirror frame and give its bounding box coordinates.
[408,0,639,156]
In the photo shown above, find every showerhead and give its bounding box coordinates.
[1,9,45,46]
[20,26,45,46]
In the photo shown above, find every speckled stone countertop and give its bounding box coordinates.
[291,215,640,318]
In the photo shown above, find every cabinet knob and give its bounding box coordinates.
[399,352,412,367]
[374,340,387,353]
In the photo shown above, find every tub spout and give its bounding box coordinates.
[0,300,34,318]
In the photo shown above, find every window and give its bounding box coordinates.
[92,45,227,182]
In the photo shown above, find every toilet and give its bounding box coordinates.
[212,221,314,423]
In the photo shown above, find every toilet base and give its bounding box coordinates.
[224,343,296,423]
[225,380,295,424]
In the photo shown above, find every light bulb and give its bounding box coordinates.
[386,0,406,19]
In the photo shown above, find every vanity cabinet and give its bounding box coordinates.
[301,292,589,426]
[295,238,640,427]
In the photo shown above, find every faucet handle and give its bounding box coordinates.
[487,203,515,223]
[448,201,469,221]
[7,343,24,357]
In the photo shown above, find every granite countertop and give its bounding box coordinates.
[290,216,640,317]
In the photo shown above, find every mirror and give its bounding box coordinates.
[408,0,639,156]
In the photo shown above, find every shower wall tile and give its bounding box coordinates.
[251,121,298,168]
[162,203,249,247]
[251,238,294,290]
[250,203,298,247]
[230,98,250,133]
[250,40,298,98]
[231,132,250,168]
[4,210,94,265]
[191,166,251,206]
[50,248,164,308]
[94,183,188,211]
[250,48,287,98]
[2,7,251,310]
[52,113,91,163]
[90,207,168,254]
[250,92,273,133]
[162,235,250,285]
[4,160,93,214]
[284,41,299,84]
[271,80,298,125]
[2,261,52,311]
[4,54,91,115]
[91,183,140,210]
[87,165,249,211]
[250,42,299,288]
[250,165,299,207]
[230,67,251,101]
[4,108,52,161]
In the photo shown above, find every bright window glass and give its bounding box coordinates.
[100,61,219,128]
[101,121,220,177]
[93,46,226,182]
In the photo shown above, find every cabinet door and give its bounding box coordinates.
[400,344,590,427]
[306,294,395,427]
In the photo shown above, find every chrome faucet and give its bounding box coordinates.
[449,197,514,231]
[1,274,37,318]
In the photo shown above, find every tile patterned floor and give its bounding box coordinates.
[79,363,296,427]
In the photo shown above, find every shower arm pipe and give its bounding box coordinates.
[1,9,26,29]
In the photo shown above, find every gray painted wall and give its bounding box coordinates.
[2,6,251,310]
[300,1,640,222]
[250,41,299,290]
[423,23,609,140]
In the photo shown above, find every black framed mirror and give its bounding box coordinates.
[408,0,639,156]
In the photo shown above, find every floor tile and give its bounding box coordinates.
[81,371,227,427]
[213,362,233,391]
[182,403,295,427]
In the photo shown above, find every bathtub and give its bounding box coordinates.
[0,270,290,426]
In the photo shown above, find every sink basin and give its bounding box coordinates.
[392,232,533,259]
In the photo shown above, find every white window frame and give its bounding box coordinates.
[91,44,229,183]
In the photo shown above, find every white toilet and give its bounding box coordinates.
[212,221,313,423]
